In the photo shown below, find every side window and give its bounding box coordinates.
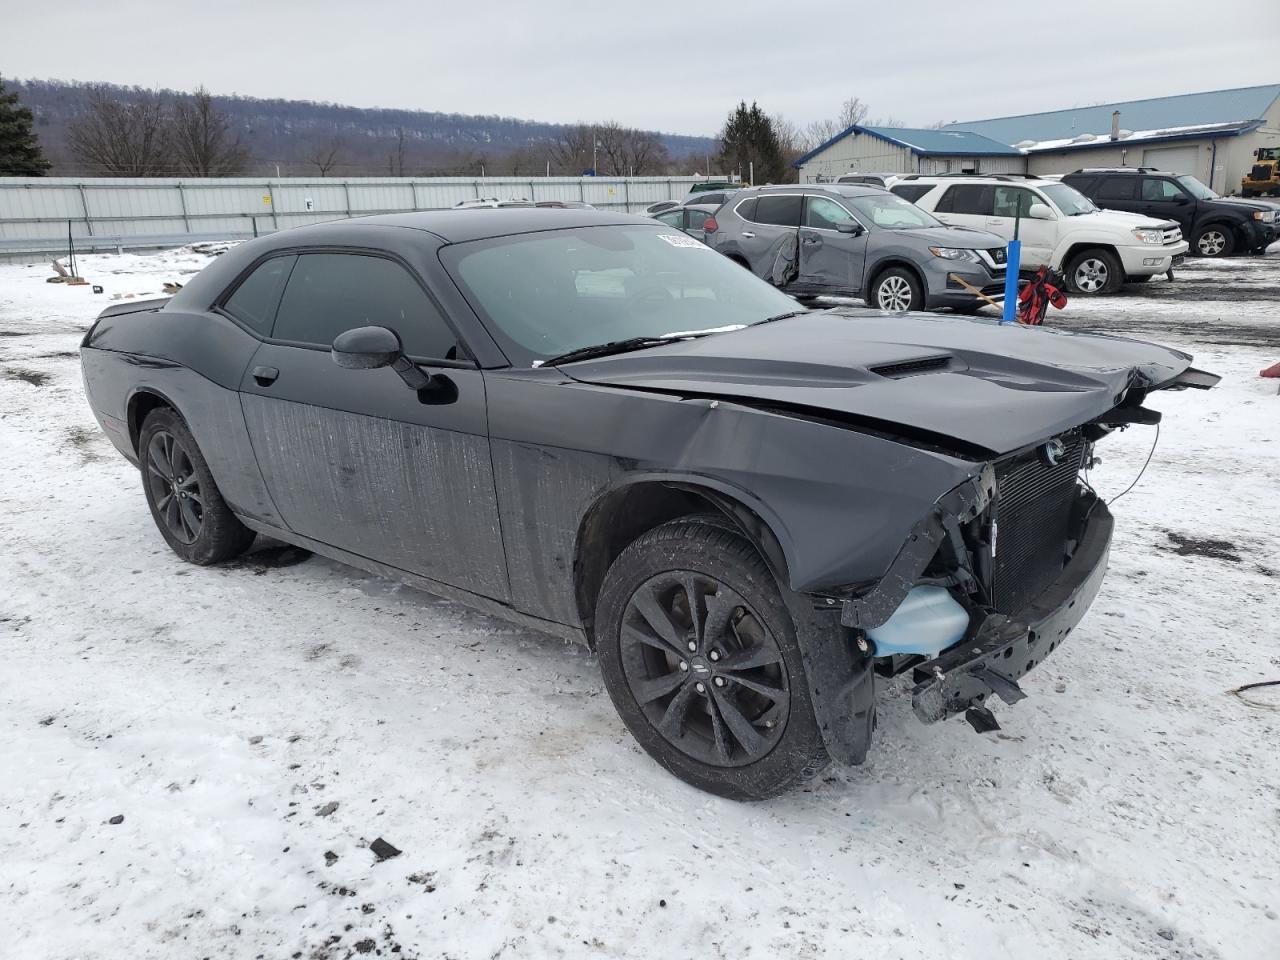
[754,195,803,227]
[937,184,992,215]
[733,197,758,222]
[992,186,1036,218]
[804,196,857,230]
[1065,176,1097,194]
[890,184,933,204]
[1097,177,1136,200]
[695,193,724,206]
[1141,178,1184,201]
[655,210,684,227]
[273,253,460,360]
[221,255,296,336]
[685,209,711,230]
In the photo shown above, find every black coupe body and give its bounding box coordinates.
[80,209,1215,799]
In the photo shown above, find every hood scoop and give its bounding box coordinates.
[870,355,951,379]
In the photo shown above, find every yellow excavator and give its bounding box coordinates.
[1242,146,1280,197]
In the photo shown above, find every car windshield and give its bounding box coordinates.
[1040,182,1097,216]
[1177,175,1218,200]
[443,225,800,365]
[845,192,941,229]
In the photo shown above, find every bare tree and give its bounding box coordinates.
[550,124,596,174]
[595,121,670,176]
[171,86,248,176]
[68,85,172,176]
[387,127,407,176]
[307,137,345,176]
[838,97,869,128]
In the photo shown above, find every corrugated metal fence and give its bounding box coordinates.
[0,175,730,257]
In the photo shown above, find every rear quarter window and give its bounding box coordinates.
[935,184,991,215]
[890,184,933,204]
[221,255,296,336]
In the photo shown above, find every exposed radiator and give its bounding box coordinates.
[991,431,1086,614]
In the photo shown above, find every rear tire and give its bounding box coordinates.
[1064,248,1122,295]
[594,516,829,800]
[868,267,922,312]
[139,408,255,565]
[1192,224,1234,258]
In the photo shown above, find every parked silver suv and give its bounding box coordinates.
[704,184,1008,312]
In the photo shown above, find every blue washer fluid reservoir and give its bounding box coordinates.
[866,585,969,658]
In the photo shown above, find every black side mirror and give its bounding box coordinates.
[836,221,863,235]
[332,325,431,391]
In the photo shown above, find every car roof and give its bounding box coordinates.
[748,183,884,198]
[288,208,648,244]
[904,175,1058,187]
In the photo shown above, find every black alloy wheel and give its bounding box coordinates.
[594,516,829,800]
[619,570,789,767]
[146,429,204,544]
[138,407,256,564]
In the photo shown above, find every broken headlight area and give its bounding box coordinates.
[833,428,1109,728]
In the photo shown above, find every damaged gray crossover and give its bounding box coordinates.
[79,210,1218,800]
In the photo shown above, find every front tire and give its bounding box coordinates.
[1065,248,1122,295]
[868,267,922,312]
[594,517,829,800]
[1192,224,1234,258]
[139,408,255,565]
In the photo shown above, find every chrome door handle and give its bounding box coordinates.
[740,231,755,238]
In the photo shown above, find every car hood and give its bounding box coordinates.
[1084,209,1179,230]
[559,311,1203,456]
[888,225,1006,249]
[1212,196,1277,214]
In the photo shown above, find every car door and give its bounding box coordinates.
[737,194,802,279]
[797,194,868,293]
[989,185,1055,267]
[1088,175,1141,215]
[1138,177,1195,234]
[236,250,510,602]
[683,208,712,242]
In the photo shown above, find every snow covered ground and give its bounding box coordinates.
[1,247,1278,960]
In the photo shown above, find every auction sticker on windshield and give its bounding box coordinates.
[657,234,707,248]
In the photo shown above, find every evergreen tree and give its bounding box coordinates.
[0,78,51,176]
[716,101,789,185]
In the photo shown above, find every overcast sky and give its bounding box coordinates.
[4,0,1278,136]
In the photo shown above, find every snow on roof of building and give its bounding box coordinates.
[1022,122,1255,153]
[944,84,1280,147]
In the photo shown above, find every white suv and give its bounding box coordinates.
[891,175,1188,294]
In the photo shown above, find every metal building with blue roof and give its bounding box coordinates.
[795,85,1280,195]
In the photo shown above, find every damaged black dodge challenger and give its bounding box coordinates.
[80,210,1217,800]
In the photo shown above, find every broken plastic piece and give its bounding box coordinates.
[965,705,1000,733]
[969,664,1027,706]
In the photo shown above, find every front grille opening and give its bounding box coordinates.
[871,356,951,379]
[990,431,1086,613]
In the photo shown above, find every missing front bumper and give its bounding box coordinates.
[910,498,1114,724]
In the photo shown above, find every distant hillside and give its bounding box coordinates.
[10,78,720,177]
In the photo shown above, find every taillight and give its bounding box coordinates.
[703,216,718,234]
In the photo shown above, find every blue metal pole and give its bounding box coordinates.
[1002,239,1021,323]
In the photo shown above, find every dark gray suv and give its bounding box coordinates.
[705,184,1009,312]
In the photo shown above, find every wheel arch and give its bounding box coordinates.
[1059,240,1118,269]
[865,257,925,297]
[126,386,183,458]
[572,476,792,647]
